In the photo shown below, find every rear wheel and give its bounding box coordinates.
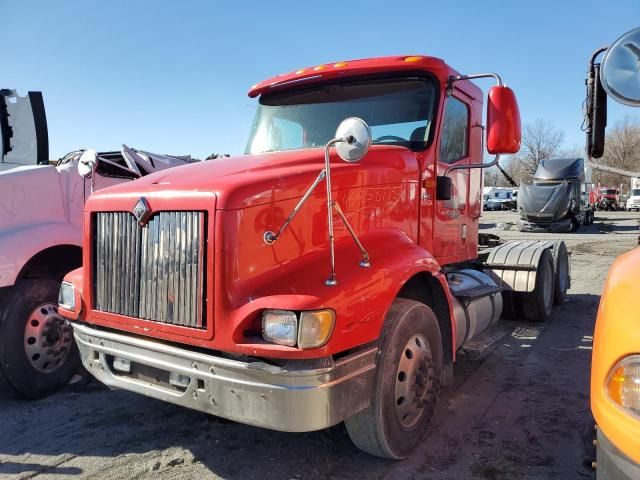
[345,299,442,459]
[0,279,80,399]
[522,250,555,322]
[552,242,570,305]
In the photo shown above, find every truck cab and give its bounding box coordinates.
[60,55,565,458]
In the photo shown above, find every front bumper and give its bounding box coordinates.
[71,321,377,432]
[517,217,573,233]
[597,429,640,480]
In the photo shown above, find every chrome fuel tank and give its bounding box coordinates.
[447,269,503,350]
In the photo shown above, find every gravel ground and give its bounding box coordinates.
[0,210,638,480]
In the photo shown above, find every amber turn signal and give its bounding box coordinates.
[606,355,640,416]
[298,310,336,349]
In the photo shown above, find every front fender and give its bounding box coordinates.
[0,222,81,288]
[223,228,448,359]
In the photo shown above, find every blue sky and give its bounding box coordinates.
[2,0,639,159]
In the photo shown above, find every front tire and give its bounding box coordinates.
[0,279,80,399]
[345,299,443,459]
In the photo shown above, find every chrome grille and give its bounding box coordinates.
[94,211,206,328]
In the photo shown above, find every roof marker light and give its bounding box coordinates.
[295,69,306,74]
[404,56,423,62]
[314,65,326,71]
[333,62,348,67]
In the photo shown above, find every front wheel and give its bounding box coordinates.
[0,279,80,399]
[345,299,442,459]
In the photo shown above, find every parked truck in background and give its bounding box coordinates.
[595,185,623,211]
[517,157,595,232]
[626,177,640,211]
[0,89,202,398]
[482,186,518,211]
[585,27,640,480]
[59,56,570,458]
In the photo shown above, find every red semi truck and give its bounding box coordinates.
[59,56,569,458]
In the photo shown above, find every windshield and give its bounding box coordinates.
[603,189,618,194]
[632,189,640,196]
[246,76,436,154]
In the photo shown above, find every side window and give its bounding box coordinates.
[439,96,469,164]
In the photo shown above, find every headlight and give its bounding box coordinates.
[58,281,76,311]
[606,355,640,416]
[262,310,298,346]
[298,310,335,349]
[262,309,336,349]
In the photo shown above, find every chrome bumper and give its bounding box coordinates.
[71,322,377,432]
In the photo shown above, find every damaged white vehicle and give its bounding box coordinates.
[0,89,200,398]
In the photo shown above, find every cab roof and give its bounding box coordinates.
[247,55,481,100]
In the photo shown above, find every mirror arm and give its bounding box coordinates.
[263,136,352,246]
[444,153,500,176]
[447,73,503,95]
[263,168,327,245]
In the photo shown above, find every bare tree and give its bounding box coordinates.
[592,116,640,188]
[483,157,527,187]
[513,119,564,178]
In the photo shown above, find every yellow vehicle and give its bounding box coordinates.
[587,26,640,479]
[592,247,640,478]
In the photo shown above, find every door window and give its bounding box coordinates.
[439,97,469,163]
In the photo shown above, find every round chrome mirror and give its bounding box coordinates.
[601,27,640,107]
[334,117,372,163]
[77,149,98,178]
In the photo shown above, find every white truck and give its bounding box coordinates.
[482,186,518,210]
[626,177,640,211]
[0,89,199,398]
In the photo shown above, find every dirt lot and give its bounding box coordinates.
[1,211,638,480]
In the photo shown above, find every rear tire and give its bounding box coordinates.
[522,250,555,322]
[345,298,442,459]
[552,241,570,305]
[0,279,80,399]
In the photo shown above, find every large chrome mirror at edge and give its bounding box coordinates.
[601,27,640,107]
[334,117,372,163]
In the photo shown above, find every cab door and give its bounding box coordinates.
[432,93,472,264]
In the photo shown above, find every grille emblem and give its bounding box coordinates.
[132,197,152,224]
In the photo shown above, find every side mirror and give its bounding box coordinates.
[77,149,98,178]
[334,117,372,162]
[486,86,521,154]
[588,63,607,158]
[436,176,453,200]
[600,27,640,107]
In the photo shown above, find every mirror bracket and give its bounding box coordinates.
[263,117,373,286]
[446,72,503,96]
[444,72,519,176]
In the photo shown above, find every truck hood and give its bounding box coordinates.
[86,146,409,211]
[518,182,574,222]
[0,162,81,228]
